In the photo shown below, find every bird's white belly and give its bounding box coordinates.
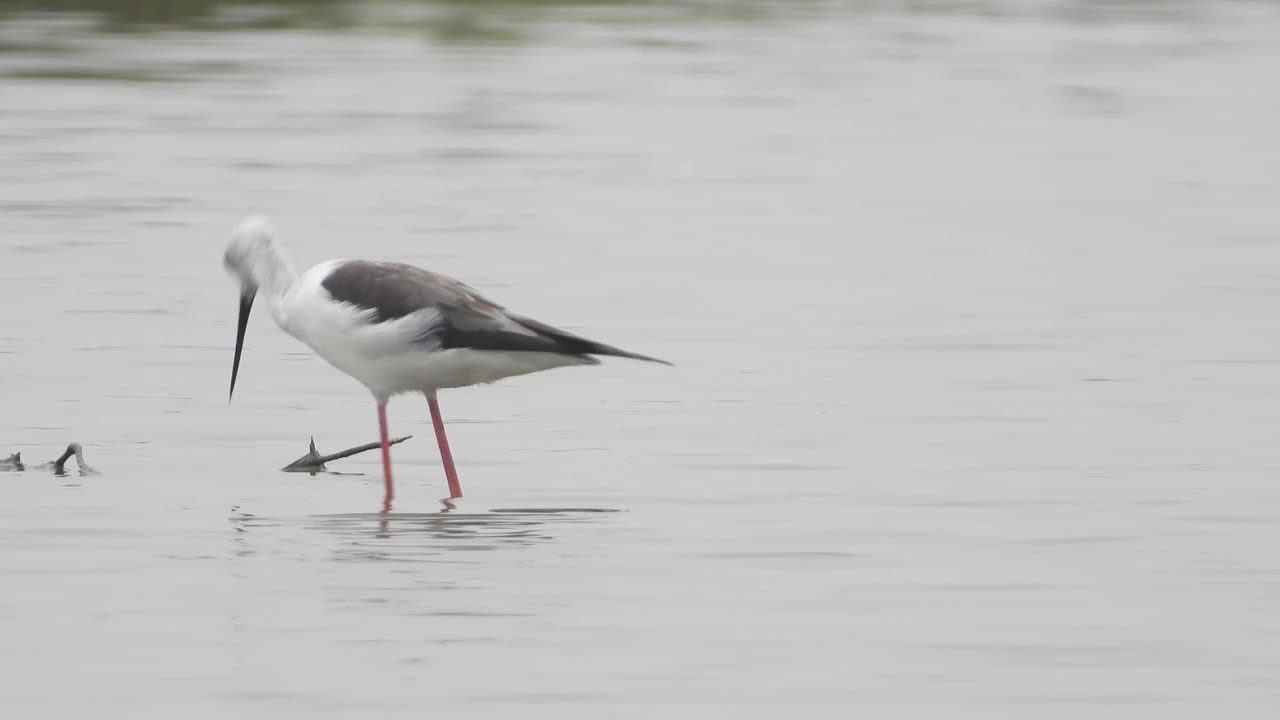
[321,343,594,398]
[276,267,596,399]
[291,315,595,398]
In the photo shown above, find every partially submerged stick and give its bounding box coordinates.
[1,444,95,474]
[51,443,96,475]
[283,435,412,473]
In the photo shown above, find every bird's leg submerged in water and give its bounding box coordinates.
[426,392,463,500]
[376,401,395,512]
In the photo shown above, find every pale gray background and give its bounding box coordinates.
[2,1,1280,717]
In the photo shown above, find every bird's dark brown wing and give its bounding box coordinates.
[323,260,669,363]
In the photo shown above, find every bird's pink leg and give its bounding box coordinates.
[426,392,463,499]
[377,401,395,512]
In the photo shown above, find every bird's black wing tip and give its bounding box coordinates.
[595,346,673,366]
[634,353,675,367]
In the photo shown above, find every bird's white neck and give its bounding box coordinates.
[248,241,298,302]
[245,240,300,333]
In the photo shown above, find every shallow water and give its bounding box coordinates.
[4,1,1280,717]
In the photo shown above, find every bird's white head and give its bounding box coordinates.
[224,214,276,295]
[224,214,294,402]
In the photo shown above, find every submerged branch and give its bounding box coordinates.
[282,435,412,473]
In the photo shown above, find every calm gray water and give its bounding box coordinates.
[4,1,1280,717]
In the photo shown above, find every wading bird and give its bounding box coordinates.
[222,216,668,510]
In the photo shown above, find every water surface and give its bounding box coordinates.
[3,1,1280,717]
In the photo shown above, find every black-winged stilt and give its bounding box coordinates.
[222,216,669,510]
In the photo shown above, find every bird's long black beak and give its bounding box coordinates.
[229,293,254,401]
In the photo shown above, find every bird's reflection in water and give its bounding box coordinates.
[229,506,620,563]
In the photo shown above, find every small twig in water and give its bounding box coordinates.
[1,452,22,471]
[282,435,412,473]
